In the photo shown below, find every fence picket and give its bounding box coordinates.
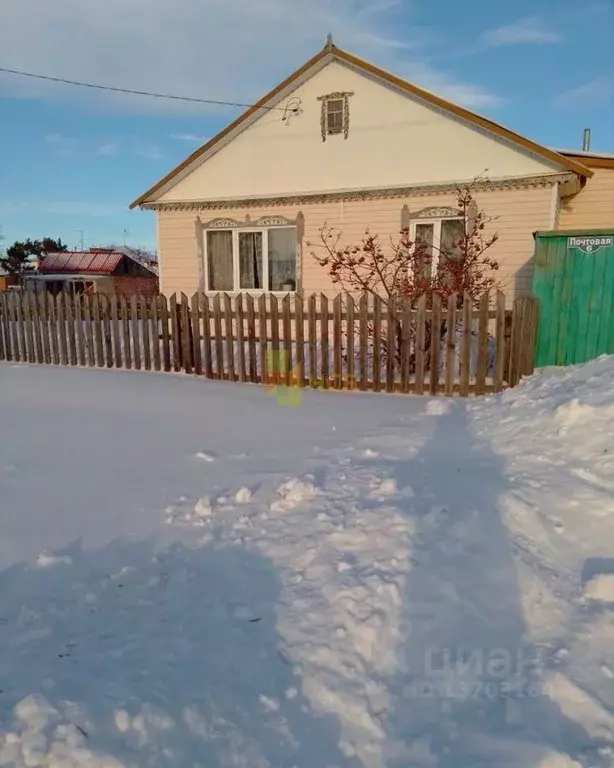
[14,292,26,362]
[222,293,234,381]
[415,295,426,395]
[190,293,202,376]
[180,293,193,374]
[56,293,69,366]
[32,293,43,364]
[386,297,396,393]
[130,294,142,370]
[476,292,489,395]
[92,294,104,367]
[101,295,113,368]
[150,295,161,372]
[295,294,305,387]
[270,294,280,385]
[444,294,456,396]
[213,294,224,379]
[56,291,68,365]
[346,293,354,390]
[22,292,35,363]
[320,294,329,389]
[235,294,246,382]
[359,294,368,391]
[141,296,152,371]
[245,294,257,382]
[169,294,181,372]
[508,298,522,387]
[333,294,342,389]
[64,293,77,366]
[308,294,317,387]
[223,293,235,381]
[159,294,170,372]
[373,295,381,392]
[429,294,442,396]
[110,295,122,368]
[282,294,293,386]
[75,295,86,366]
[0,294,6,361]
[1,293,13,361]
[201,293,213,379]
[120,295,132,369]
[82,293,94,366]
[400,298,411,394]
[258,294,268,385]
[460,293,472,397]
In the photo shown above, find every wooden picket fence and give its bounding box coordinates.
[0,290,539,396]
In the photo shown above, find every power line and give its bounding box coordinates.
[0,66,289,111]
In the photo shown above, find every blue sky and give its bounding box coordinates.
[1,0,612,253]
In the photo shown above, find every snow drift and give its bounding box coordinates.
[2,357,614,766]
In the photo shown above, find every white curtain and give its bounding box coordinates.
[207,231,233,291]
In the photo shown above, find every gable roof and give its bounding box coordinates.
[130,43,592,208]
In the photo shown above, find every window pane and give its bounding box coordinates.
[414,223,434,281]
[440,219,464,259]
[207,231,234,291]
[239,232,263,289]
[268,228,297,291]
[327,99,344,133]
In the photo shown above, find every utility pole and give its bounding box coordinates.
[74,230,85,251]
[123,228,129,246]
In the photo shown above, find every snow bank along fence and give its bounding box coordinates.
[0,291,539,396]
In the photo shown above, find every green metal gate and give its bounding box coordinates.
[533,229,614,367]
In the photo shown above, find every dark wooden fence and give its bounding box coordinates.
[0,290,539,396]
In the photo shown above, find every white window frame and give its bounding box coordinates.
[410,217,462,275]
[204,225,297,295]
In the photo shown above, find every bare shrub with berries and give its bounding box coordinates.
[310,180,500,370]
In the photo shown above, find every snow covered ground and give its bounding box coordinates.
[1,360,614,767]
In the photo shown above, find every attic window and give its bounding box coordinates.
[326,99,344,134]
[318,92,353,141]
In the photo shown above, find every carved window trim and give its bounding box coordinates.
[202,215,296,229]
[408,206,460,220]
[317,92,353,141]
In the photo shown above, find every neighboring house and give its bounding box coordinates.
[24,248,158,297]
[130,38,614,302]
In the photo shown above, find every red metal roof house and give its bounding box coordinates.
[24,248,159,298]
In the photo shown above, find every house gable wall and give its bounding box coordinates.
[158,61,564,203]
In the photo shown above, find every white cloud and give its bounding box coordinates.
[556,78,614,106]
[135,145,164,160]
[406,65,503,109]
[95,142,119,156]
[45,133,84,156]
[0,0,499,112]
[170,133,209,143]
[0,201,123,217]
[481,17,561,47]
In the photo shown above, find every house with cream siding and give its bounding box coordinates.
[131,39,613,303]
